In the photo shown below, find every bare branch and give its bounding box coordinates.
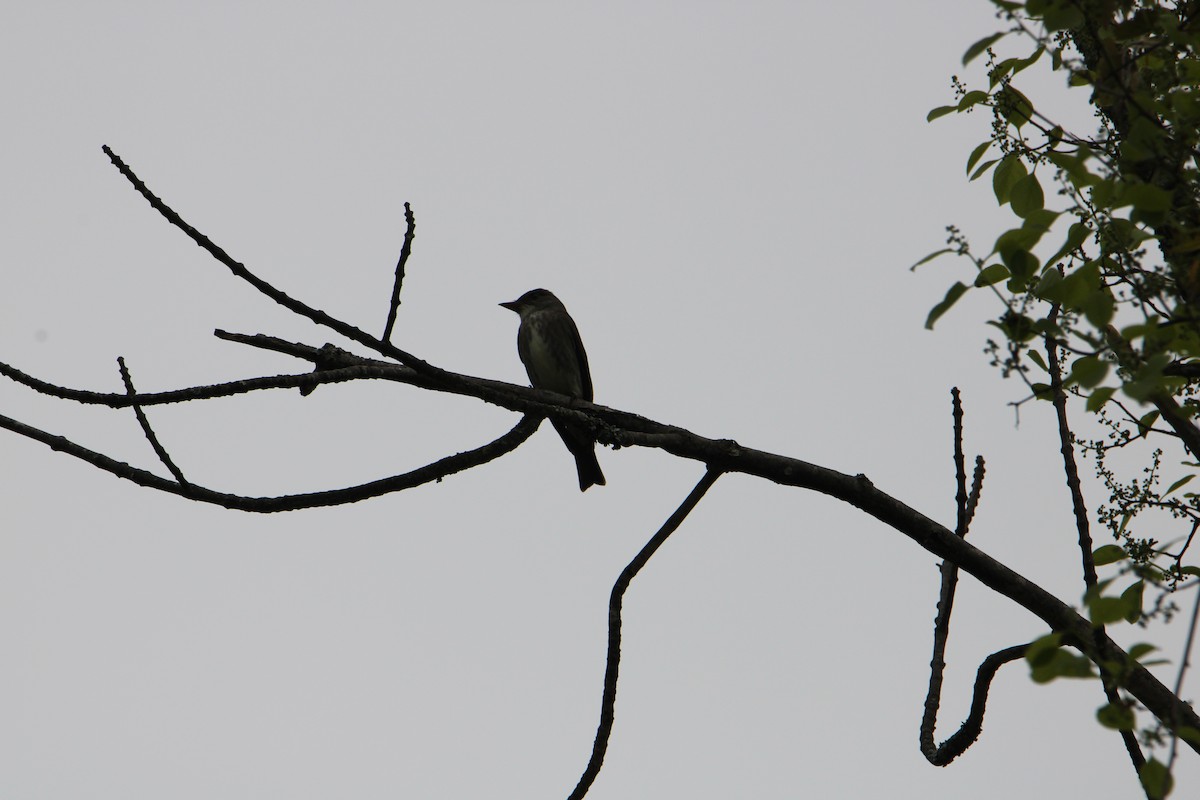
[117,356,189,486]
[1168,583,1200,774]
[100,146,451,386]
[923,644,1030,766]
[1047,325,1146,771]
[4,346,1198,744]
[1045,332,1100,588]
[381,201,416,345]
[568,468,723,800]
[922,389,999,765]
[0,408,538,511]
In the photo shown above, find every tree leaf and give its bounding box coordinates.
[927,105,957,122]
[1119,580,1144,624]
[965,140,992,175]
[925,282,969,329]
[1069,355,1109,388]
[963,32,1006,65]
[1044,221,1091,268]
[1138,758,1173,800]
[1164,474,1195,496]
[1086,386,1116,412]
[1096,702,1136,730]
[1127,643,1157,661]
[957,89,990,111]
[970,158,1000,181]
[910,248,955,271]
[974,263,1011,287]
[1092,544,1127,566]
[1010,173,1046,217]
[1125,183,1173,213]
[997,85,1034,128]
[993,155,1027,205]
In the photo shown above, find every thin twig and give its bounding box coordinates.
[923,644,1030,766]
[117,357,189,486]
[567,468,723,800]
[381,202,416,345]
[0,409,538,512]
[921,389,996,765]
[101,146,445,383]
[1044,329,1100,588]
[1045,327,1146,772]
[1167,581,1200,776]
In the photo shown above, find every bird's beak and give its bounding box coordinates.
[499,300,519,311]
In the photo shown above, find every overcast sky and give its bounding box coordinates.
[2,2,1196,798]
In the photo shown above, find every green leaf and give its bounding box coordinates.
[1030,381,1054,400]
[1083,288,1115,327]
[1180,725,1200,746]
[1089,595,1129,625]
[993,155,1027,205]
[1042,3,1085,32]
[1047,148,1100,188]
[1086,386,1116,411]
[997,85,1034,127]
[957,89,990,111]
[1058,262,1097,310]
[1010,173,1046,217]
[1139,758,1172,800]
[1010,46,1044,77]
[925,282,969,329]
[1127,643,1157,661]
[974,263,1011,287]
[965,140,992,175]
[1069,355,1109,388]
[1044,221,1091,268]
[1030,649,1096,683]
[963,32,1006,65]
[1025,632,1063,665]
[1027,349,1048,372]
[910,248,955,271]
[1092,544,1128,566]
[1119,580,1145,623]
[927,105,957,122]
[1034,267,1064,303]
[1137,411,1161,435]
[1096,702,1136,730]
[1165,474,1196,496]
[970,158,1000,181]
[1125,183,1173,213]
[1003,249,1040,288]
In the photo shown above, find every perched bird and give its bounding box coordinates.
[500,288,606,491]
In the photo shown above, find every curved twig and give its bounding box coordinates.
[923,644,1031,766]
[921,389,994,765]
[0,409,538,511]
[567,468,723,800]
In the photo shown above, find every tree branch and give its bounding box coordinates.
[568,468,723,800]
[3,348,1197,745]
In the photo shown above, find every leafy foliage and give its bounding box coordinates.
[925,2,1200,789]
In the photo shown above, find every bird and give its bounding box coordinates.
[500,288,606,491]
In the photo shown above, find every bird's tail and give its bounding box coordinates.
[553,420,606,492]
[573,447,606,492]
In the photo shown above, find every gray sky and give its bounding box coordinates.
[2,2,1196,797]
